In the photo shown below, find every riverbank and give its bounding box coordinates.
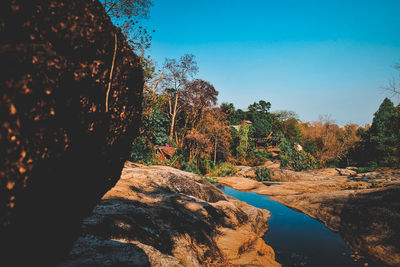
[59,162,280,266]
[218,166,400,266]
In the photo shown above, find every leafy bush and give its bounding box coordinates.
[245,156,267,167]
[181,161,201,175]
[254,149,272,161]
[280,138,319,171]
[209,162,238,177]
[205,177,218,183]
[255,167,272,181]
[198,158,215,175]
[325,158,340,168]
[130,137,152,163]
[303,140,318,155]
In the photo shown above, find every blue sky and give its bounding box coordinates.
[143,0,400,125]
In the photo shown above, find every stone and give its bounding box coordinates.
[335,168,357,177]
[0,0,143,265]
[219,166,400,266]
[58,162,280,266]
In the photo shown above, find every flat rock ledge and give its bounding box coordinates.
[58,162,280,267]
[218,170,400,266]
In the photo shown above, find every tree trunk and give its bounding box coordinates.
[214,136,218,164]
[148,71,164,120]
[169,91,179,142]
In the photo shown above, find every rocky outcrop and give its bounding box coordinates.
[59,162,280,266]
[271,184,400,266]
[218,169,400,266]
[0,0,143,265]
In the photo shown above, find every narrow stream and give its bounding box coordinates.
[220,186,374,267]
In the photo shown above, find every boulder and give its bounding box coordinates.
[0,0,143,265]
[335,168,357,177]
[58,163,280,266]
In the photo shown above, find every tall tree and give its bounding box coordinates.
[368,98,398,165]
[162,54,198,143]
[247,100,273,138]
[199,109,231,164]
[183,108,231,164]
[101,0,154,50]
[182,79,218,126]
[384,64,400,97]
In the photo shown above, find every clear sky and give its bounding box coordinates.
[143,0,400,125]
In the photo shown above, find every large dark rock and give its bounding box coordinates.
[0,0,143,265]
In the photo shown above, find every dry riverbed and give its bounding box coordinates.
[218,165,400,266]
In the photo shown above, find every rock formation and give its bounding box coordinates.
[0,0,143,265]
[218,168,400,266]
[58,162,280,266]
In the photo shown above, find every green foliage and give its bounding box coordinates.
[181,161,201,175]
[247,100,273,138]
[255,167,272,181]
[237,124,251,160]
[303,140,318,155]
[325,158,341,168]
[284,119,302,143]
[348,98,400,167]
[130,136,152,163]
[251,116,273,138]
[229,127,240,158]
[254,149,272,161]
[232,109,246,125]
[198,158,215,175]
[205,177,218,183]
[209,162,238,177]
[147,108,169,145]
[280,138,319,171]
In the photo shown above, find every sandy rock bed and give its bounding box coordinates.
[58,162,280,266]
[218,167,400,266]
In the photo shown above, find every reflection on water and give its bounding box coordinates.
[221,186,374,267]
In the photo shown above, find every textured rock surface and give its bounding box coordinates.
[0,0,143,265]
[218,169,400,266]
[59,162,280,266]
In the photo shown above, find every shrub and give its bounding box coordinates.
[255,167,272,181]
[209,162,238,177]
[181,161,201,175]
[130,137,152,163]
[205,177,218,183]
[280,138,319,171]
[198,158,215,175]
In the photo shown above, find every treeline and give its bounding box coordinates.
[130,54,400,174]
[99,0,399,173]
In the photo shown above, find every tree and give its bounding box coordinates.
[220,103,236,124]
[299,117,361,166]
[247,100,271,118]
[367,98,398,166]
[101,0,154,50]
[182,79,218,128]
[183,108,231,165]
[237,123,251,161]
[384,64,400,97]
[232,109,246,125]
[247,100,273,138]
[199,109,231,164]
[272,110,299,121]
[279,138,319,171]
[162,54,199,143]
[282,118,302,143]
